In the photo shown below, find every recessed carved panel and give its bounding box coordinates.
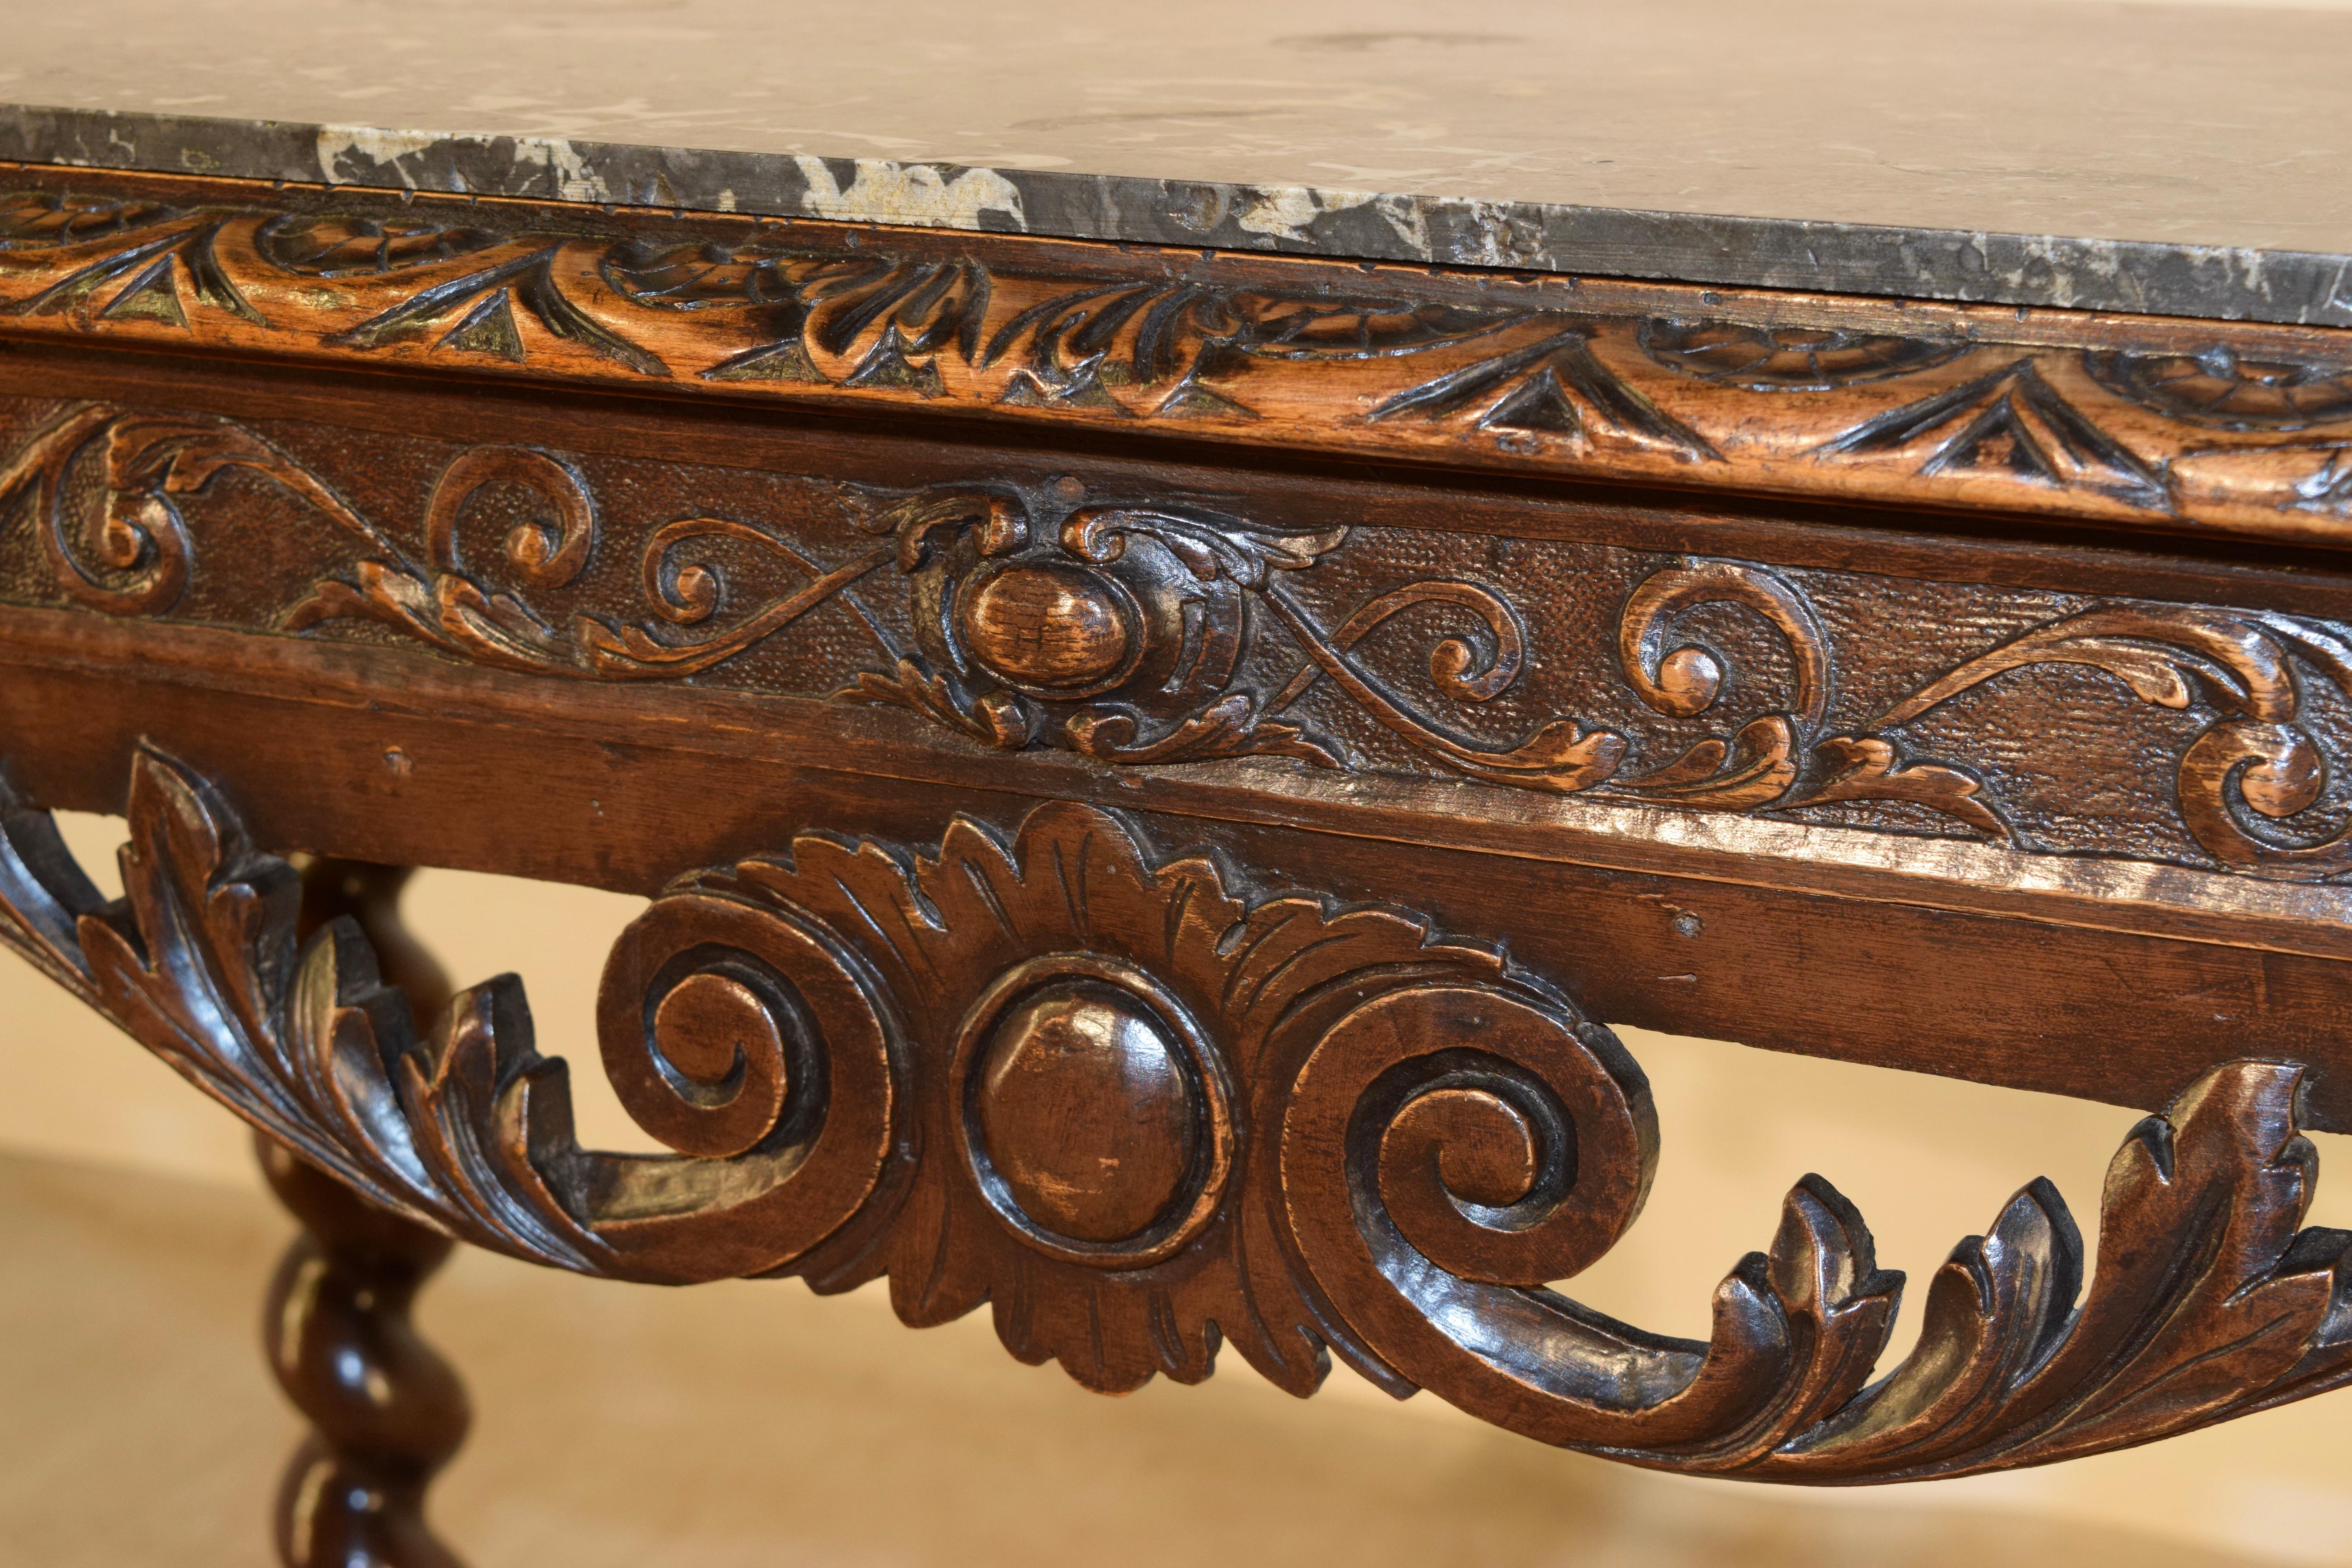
[7,397,2352,883]
[5,748,2351,1481]
[3,170,2351,543]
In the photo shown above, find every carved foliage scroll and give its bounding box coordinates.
[5,749,2352,1481]
[3,174,2351,542]
[8,401,2352,883]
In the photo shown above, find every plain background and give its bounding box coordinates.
[5,808,2352,1564]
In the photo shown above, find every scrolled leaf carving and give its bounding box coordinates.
[4,751,2351,1478]
[0,401,416,621]
[0,746,902,1283]
[22,399,2352,878]
[1599,557,2000,830]
[1875,609,2352,878]
[1278,1011,2352,1479]
[20,399,2352,880]
[9,167,2352,543]
[250,418,902,679]
[828,479,1635,783]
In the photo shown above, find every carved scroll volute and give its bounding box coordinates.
[13,749,2352,1482]
[1876,606,2352,878]
[0,403,216,615]
[588,889,906,1281]
[423,445,597,590]
[2166,615,2352,878]
[1273,983,1793,1448]
[0,743,907,1287]
[1276,1005,2352,1477]
[1609,559,1833,809]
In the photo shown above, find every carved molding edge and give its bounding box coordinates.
[2,172,2351,543]
[6,744,2352,1482]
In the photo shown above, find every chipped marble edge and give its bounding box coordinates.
[2,104,2348,330]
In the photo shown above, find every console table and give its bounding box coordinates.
[5,3,2352,1560]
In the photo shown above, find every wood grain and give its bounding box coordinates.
[7,160,2352,1498]
[260,859,469,1568]
[4,606,2350,1129]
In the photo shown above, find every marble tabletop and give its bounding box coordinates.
[2,0,2348,325]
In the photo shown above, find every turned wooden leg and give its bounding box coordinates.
[259,860,470,1568]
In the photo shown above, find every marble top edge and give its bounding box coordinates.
[4,103,2349,331]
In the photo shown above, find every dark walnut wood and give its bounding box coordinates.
[4,745,2350,1483]
[261,858,469,1568]
[20,598,2352,1140]
[7,393,2352,885]
[8,156,2352,1506]
[259,1137,469,1568]
[1,167,2350,547]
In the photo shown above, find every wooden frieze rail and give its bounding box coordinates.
[2,169,2348,547]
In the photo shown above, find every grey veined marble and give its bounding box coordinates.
[3,0,2350,326]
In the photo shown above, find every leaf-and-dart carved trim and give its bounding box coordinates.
[4,172,2352,544]
[4,748,2352,1480]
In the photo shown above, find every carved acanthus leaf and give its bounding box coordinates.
[0,747,898,1284]
[10,169,2352,543]
[4,752,2350,1480]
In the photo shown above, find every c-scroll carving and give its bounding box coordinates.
[3,749,2349,1480]
[1283,1034,2352,1479]
[839,483,1624,784]
[0,746,904,1283]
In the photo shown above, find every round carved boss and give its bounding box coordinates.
[951,955,1236,1265]
[898,496,1252,718]
[955,560,1146,699]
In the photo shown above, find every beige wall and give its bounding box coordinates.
[6,809,2352,1563]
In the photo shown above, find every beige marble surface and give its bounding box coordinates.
[1,0,2345,249]
[4,0,2350,323]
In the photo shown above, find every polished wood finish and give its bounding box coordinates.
[975,981,1201,1244]
[9,359,2352,889]
[8,331,2352,1125]
[258,1140,468,1568]
[2,167,2350,547]
[5,151,2352,1545]
[9,606,2352,1134]
[4,747,2351,1484]
[261,859,468,1568]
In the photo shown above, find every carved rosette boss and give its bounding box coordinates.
[845,485,1346,765]
[711,798,1651,1397]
